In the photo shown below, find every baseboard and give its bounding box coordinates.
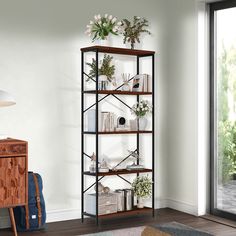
[0,199,196,229]
[165,198,198,215]
[0,208,81,229]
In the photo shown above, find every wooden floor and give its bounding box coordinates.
[1,208,236,236]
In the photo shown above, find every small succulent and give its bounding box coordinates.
[86,54,115,82]
[122,16,151,49]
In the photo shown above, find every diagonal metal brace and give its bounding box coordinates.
[117,175,131,185]
[83,72,96,83]
[83,76,136,113]
[83,176,105,193]
[83,152,92,159]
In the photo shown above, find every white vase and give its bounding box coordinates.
[138,117,148,130]
[137,197,144,208]
[99,38,109,46]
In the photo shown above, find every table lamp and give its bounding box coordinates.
[0,90,16,139]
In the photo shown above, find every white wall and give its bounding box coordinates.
[0,0,170,227]
[0,0,209,227]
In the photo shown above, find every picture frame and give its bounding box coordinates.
[132,74,144,92]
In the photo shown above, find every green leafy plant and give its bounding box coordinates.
[131,100,152,117]
[86,54,115,82]
[132,176,152,198]
[85,14,122,41]
[122,16,151,49]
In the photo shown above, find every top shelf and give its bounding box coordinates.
[80,46,155,56]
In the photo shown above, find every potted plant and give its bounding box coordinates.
[131,100,152,130]
[85,14,122,45]
[122,16,151,49]
[86,54,115,90]
[132,176,152,208]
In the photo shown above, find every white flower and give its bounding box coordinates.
[111,17,117,24]
[94,15,98,20]
[117,21,122,26]
[85,29,91,35]
[97,14,101,20]
[98,20,102,25]
[103,23,107,27]
[108,15,113,20]
[86,25,91,28]
[105,14,108,18]
[90,21,94,24]
[136,16,141,19]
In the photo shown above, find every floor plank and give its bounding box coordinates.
[1,208,236,236]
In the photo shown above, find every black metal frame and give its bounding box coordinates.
[209,0,236,221]
[81,48,155,224]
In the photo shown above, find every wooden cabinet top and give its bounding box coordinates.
[0,138,27,144]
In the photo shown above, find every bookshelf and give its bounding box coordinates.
[81,45,155,224]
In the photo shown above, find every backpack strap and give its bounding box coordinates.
[25,205,30,230]
[32,173,42,227]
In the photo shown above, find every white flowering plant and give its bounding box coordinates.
[132,176,152,198]
[131,100,152,118]
[85,14,122,41]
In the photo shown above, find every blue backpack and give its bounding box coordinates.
[14,172,46,231]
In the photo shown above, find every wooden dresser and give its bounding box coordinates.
[0,138,28,236]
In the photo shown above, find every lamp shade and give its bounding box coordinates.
[0,90,16,107]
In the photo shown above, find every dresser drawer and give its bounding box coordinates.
[0,143,27,156]
[0,156,27,208]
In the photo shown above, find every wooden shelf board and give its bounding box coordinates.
[83,168,152,176]
[83,90,152,95]
[81,46,155,56]
[83,131,152,135]
[83,207,152,219]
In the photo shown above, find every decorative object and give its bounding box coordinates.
[85,14,122,43]
[117,116,126,128]
[132,74,144,92]
[99,159,109,173]
[132,176,152,208]
[126,150,144,170]
[85,193,118,216]
[121,73,131,91]
[100,112,115,131]
[115,190,125,211]
[122,16,151,49]
[103,186,110,194]
[129,119,137,131]
[86,54,115,89]
[131,100,152,117]
[87,109,96,132]
[0,90,16,139]
[89,152,99,173]
[0,139,28,236]
[138,117,148,130]
[94,182,104,195]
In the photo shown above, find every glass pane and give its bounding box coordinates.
[216,7,236,214]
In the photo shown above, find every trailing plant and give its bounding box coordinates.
[131,100,152,117]
[132,176,152,198]
[85,14,122,41]
[86,54,115,82]
[122,16,151,49]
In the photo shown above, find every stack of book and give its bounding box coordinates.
[100,112,115,132]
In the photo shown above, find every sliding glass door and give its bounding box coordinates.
[210,0,236,220]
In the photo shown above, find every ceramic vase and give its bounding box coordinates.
[137,197,144,208]
[138,117,148,130]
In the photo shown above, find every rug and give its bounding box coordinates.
[81,222,213,236]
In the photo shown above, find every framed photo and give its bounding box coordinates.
[132,75,144,92]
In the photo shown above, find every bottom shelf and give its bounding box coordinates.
[83,206,152,219]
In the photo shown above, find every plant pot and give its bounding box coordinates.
[98,75,108,90]
[137,197,144,208]
[138,117,148,130]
